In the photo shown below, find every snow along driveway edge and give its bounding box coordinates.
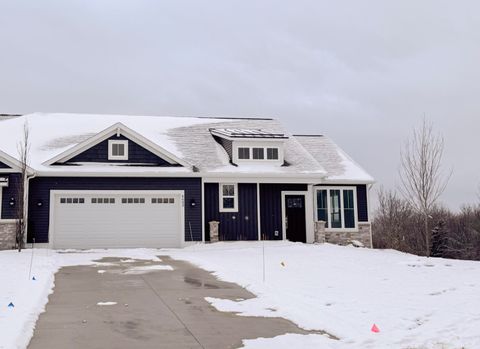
[0,248,164,349]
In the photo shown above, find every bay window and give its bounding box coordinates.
[316,187,357,230]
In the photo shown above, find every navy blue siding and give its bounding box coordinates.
[204,183,258,241]
[259,184,308,240]
[27,177,201,243]
[356,185,369,222]
[1,174,21,219]
[61,135,174,166]
[0,161,11,169]
[314,184,369,222]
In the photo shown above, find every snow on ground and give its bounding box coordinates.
[123,264,174,274]
[96,302,117,306]
[0,248,162,349]
[167,242,480,349]
[1,243,479,349]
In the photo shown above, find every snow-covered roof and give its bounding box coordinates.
[294,135,374,184]
[0,113,373,183]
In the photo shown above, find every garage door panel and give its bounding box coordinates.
[52,192,183,249]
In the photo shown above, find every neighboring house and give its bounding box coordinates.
[0,113,374,250]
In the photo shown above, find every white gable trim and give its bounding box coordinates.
[43,122,192,169]
[0,150,32,174]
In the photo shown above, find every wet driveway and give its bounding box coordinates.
[28,256,315,349]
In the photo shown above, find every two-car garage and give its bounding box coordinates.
[50,190,185,249]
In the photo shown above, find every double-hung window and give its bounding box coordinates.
[316,187,357,230]
[108,140,129,160]
[219,183,238,212]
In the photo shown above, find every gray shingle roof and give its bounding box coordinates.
[0,113,373,182]
[294,135,374,183]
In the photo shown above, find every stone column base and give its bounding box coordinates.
[324,222,372,247]
[0,221,16,250]
[314,221,326,243]
[209,221,220,243]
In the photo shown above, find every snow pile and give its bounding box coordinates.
[168,242,480,349]
[0,248,162,349]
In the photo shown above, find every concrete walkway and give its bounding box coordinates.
[29,256,313,349]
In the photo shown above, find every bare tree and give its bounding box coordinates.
[15,122,30,252]
[372,187,424,254]
[399,118,451,257]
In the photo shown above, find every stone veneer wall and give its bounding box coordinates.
[0,221,16,250]
[314,221,372,248]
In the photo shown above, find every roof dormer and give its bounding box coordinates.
[210,128,288,166]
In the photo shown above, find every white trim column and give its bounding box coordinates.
[257,183,261,240]
[201,177,205,242]
[306,185,314,243]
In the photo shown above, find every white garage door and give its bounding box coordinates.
[51,191,184,249]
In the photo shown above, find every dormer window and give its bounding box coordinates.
[252,148,264,160]
[238,147,250,160]
[210,128,287,166]
[108,140,128,160]
[267,148,279,160]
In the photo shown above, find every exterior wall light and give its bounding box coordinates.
[37,201,43,207]
[9,197,15,207]
[190,199,196,207]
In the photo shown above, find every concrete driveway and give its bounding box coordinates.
[28,255,313,349]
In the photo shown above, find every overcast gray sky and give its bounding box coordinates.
[1,0,479,210]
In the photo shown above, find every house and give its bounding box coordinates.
[0,113,374,250]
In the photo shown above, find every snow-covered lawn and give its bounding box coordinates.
[168,242,480,349]
[0,248,162,349]
[1,242,479,349]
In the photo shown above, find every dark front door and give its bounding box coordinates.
[285,195,306,243]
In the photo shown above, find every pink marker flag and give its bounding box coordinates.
[371,324,380,333]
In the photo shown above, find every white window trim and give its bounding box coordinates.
[237,147,250,160]
[266,147,279,160]
[219,183,238,212]
[108,140,129,160]
[235,146,280,162]
[314,186,358,232]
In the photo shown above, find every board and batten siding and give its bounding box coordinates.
[27,177,202,244]
[61,135,174,166]
[314,184,369,222]
[1,173,21,220]
[259,184,308,240]
[204,183,258,241]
